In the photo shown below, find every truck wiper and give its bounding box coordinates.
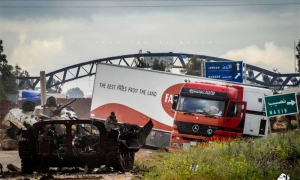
[182,110,195,115]
[184,112,195,115]
[204,113,216,119]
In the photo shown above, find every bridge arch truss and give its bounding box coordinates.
[16,53,300,91]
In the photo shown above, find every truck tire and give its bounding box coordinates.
[18,141,33,174]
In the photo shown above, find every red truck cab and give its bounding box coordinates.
[170,82,247,149]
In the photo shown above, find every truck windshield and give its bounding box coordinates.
[176,96,225,116]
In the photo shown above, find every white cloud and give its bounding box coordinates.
[279,12,294,17]
[1,4,298,94]
[10,36,65,73]
[221,42,295,73]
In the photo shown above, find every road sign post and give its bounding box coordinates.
[294,108,299,135]
[264,93,300,135]
[205,61,243,83]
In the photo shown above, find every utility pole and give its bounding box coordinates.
[200,61,203,77]
[244,63,247,83]
[295,41,297,73]
[296,40,300,73]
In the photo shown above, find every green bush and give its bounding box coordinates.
[140,132,300,180]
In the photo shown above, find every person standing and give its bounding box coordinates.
[105,112,118,130]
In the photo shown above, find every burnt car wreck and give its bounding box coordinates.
[19,119,153,174]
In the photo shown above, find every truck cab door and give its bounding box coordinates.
[220,100,247,137]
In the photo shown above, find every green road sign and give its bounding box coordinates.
[264,93,298,117]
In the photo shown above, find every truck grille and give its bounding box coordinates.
[174,121,217,137]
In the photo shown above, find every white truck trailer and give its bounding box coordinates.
[90,63,273,148]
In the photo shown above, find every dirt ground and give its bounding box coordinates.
[0,148,154,180]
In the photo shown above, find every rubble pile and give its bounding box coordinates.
[0,100,19,150]
[0,122,17,151]
[0,100,19,126]
[272,116,288,131]
[1,139,18,150]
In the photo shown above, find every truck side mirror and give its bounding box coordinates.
[172,95,178,110]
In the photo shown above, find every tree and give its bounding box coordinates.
[66,87,84,98]
[183,55,205,77]
[13,63,62,92]
[136,58,146,68]
[47,78,62,93]
[135,49,146,68]
[12,64,34,90]
[152,58,166,71]
[296,39,300,73]
[0,40,18,100]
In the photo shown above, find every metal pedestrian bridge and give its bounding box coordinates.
[16,53,300,91]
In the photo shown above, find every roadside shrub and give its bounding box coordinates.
[140,131,300,180]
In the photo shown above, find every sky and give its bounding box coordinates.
[0,0,299,96]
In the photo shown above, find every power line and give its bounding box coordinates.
[0,3,299,8]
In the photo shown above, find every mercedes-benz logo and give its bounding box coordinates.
[207,128,213,135]
[192,125,199,132]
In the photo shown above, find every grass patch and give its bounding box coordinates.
[134,131,300,180]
